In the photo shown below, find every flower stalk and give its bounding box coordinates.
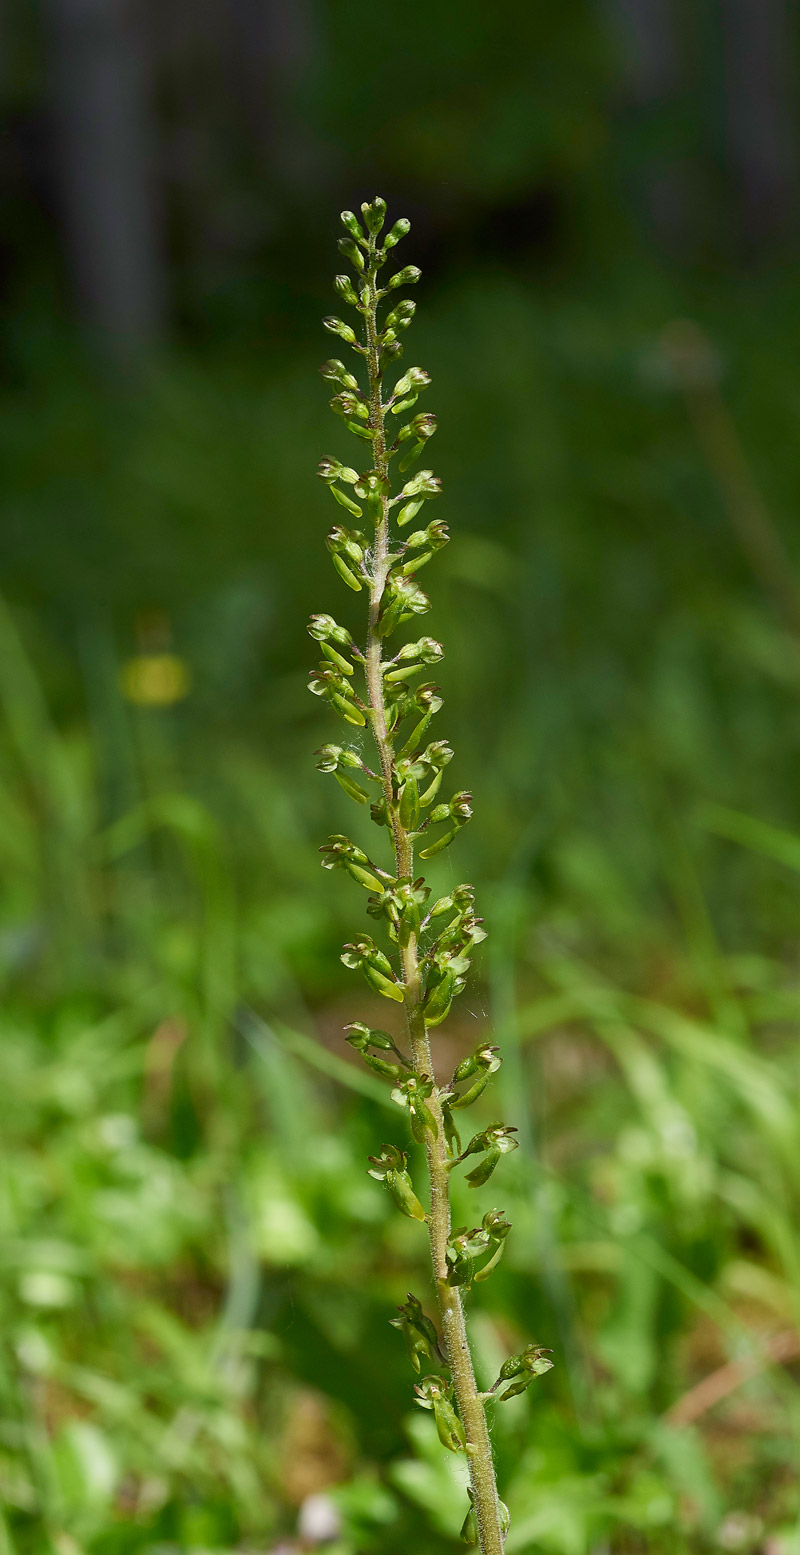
[309,198,552,1551]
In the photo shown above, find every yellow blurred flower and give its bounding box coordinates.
[120,653,191,707]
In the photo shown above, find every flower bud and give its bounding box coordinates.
[392,366,431,400]
[395,471,440,526]
[326,526,367,590]
[307,671,329,699]
[398,470,441,502]
[482,1207,512,1240]
[314,744,369,797]
[307,669,366,726]
[340,209,364,242]
[353,470,389,522]
[311,740,364,789]
[353,471,387,498]
[414,411,437,439]
[307,614,353,647]
[444,1209,513,1287]
[384,299,416,335]
[328,526,365,563]
[337,236,365,271]
[413,1376,465,1454]
[367,1146,426,1222]
[361,196,387,234]
[417,802,466,864]
[399,519,449,575]
[345,1022,398,1053]
[382,217,411,251]
[377,575,430,637]
[330,390,368,422]
[334,274,360,307]
[308,612,351,674]
[320,358,361,391]
[422,739,453,770]
[317,457,360,489]
[387,265,422,291]
[391,1073,438,1142]
[323,315,358,346]
[341,937,404,1002]
[397,411,437,455]
[494,1344,554,1400]
[367,1142,405,1178]
[314,743,343,773]
[460,1124,519,1187]
[481,1123,518,1152]
[341,935,382,969]
[449,791,473,823]
[396,473,441,527]
[384,638,444,686]
[390,366,432,417]
[410,638,445,665]
[415,684,443,713]
[453,1043,500,1084]
[390,1293,442,1372]
[320,836,383,891]
[445,1226,481,1286]
[367,878,428,947]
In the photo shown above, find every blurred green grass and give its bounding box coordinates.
[3,264,800,1551]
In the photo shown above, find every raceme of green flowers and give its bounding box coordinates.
[307,198,553,1547]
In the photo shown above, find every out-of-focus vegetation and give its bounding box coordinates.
[4,1,800,1551]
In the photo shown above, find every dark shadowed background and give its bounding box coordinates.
[4,3,800,1552]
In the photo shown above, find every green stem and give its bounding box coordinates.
[361,240,505,1555]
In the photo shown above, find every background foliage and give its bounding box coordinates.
[3,1,800,1550]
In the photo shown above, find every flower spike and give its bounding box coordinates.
[307,199,547,1553]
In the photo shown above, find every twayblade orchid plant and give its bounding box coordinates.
[308,198,552,1553]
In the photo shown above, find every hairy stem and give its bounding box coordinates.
[361,241,505,1555]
